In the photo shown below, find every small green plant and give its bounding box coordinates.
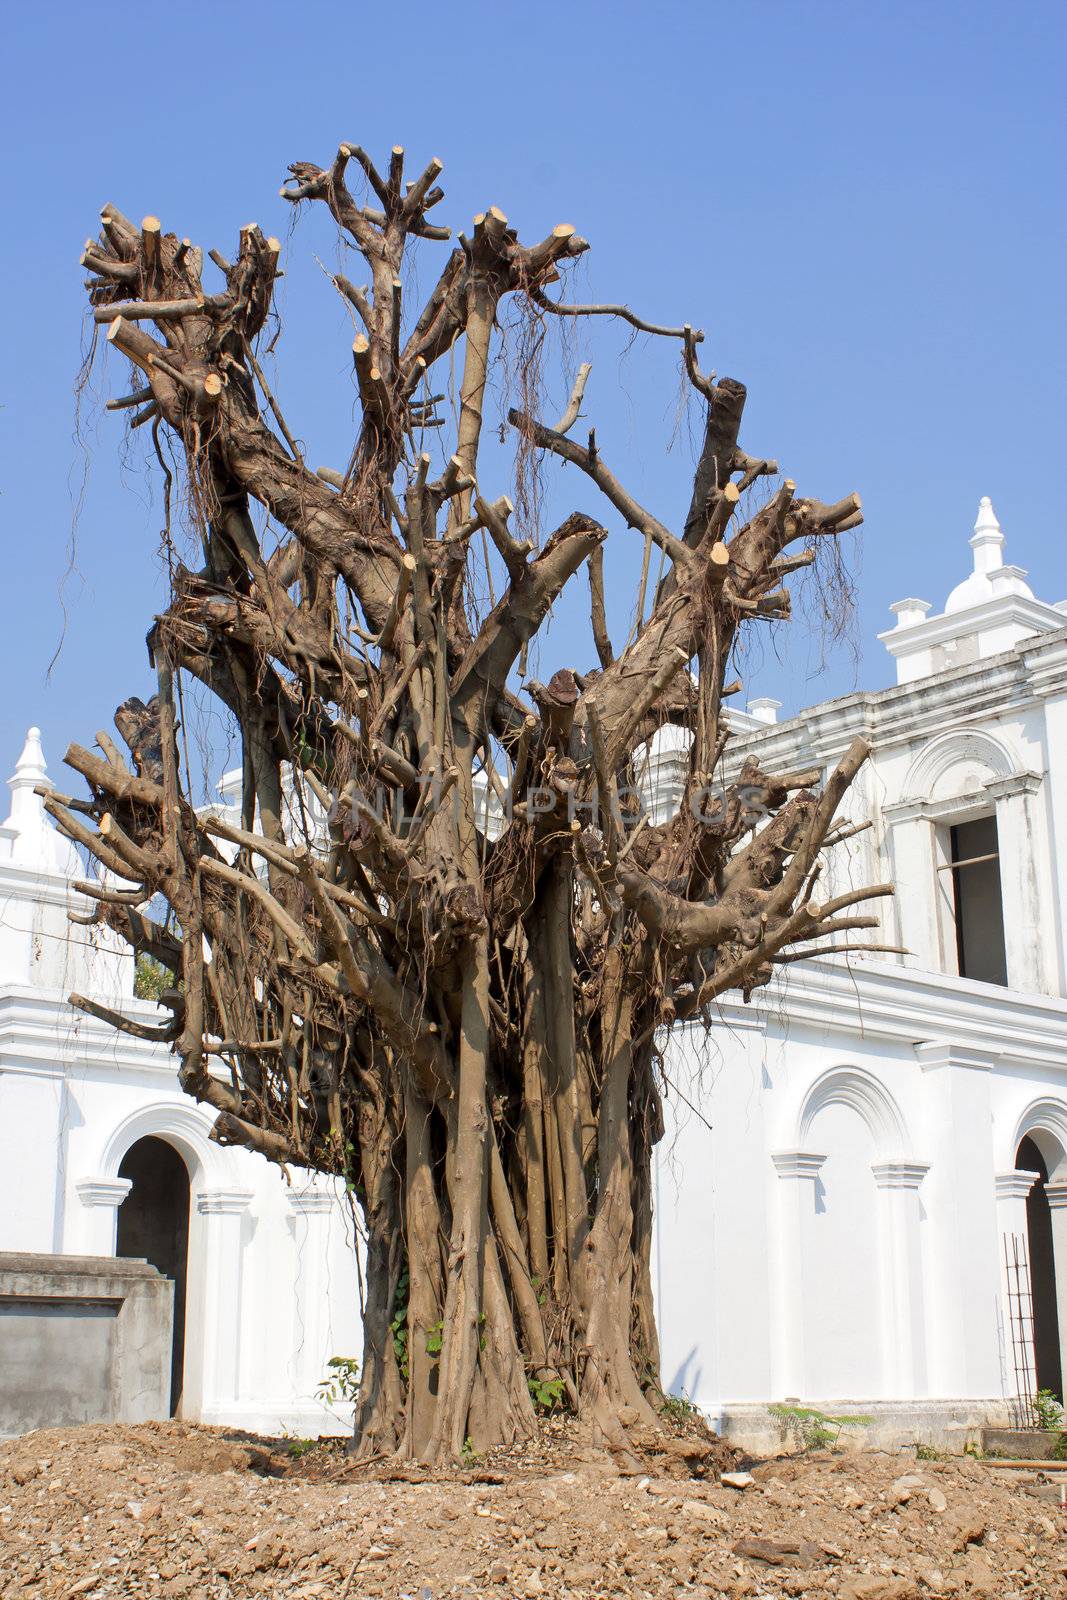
[285,1436,319,1458]
[133,954,175,1001]
[769,1403,871,1453]
[1034,1388,1064,1431]
[914,1443,945,1461]
[661,1392,701,1424]
[461,1435,480,1463]
[528,1374,566,1414]
[391,1267,410,1382]
[426,1312,486,1358]
[963,1440,983,1459]
[316,1355,361,1409]
[1032,1389,1067,1458]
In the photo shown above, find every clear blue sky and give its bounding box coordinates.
[2,0,1064,789]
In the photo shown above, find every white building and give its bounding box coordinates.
[0,731,361,1436]
[2,497,1067,1450]
[653,497,1067,1448]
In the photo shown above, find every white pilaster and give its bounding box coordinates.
[288,1188,336,1403]
[884,805,943,969]
[872,1160,930,1397]
[915,1043,1001,1396]
[996,1169,1040,1213]
[195,1188,253,1413]
[74,1176,132,1255]
[1040,688,1067,996]
[769,1150,826,1398]
[988,773,1051,995]
[0,1064,66,1250]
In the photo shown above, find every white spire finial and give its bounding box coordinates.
[13,726,47,782]
[6,726,50,832]
[1,726,79,875]
[7,727,49,828]
[970,496,1004,576]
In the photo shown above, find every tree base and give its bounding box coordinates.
[351,1399,741,1481]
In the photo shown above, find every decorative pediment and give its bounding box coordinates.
[902,728,1016,805]
[798,1064,910,1154]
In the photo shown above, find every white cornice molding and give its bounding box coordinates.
[985,772,1044,801]
[877,594,1065,657]
[884,772,1043,825]
[76,1177,132,1208]
[872,1159,930,1190]
[680,958,1067,1071]
[721,628,1067,774]
[690,1004,768,1037]
[0,861,94,913]
[9,954,1067,1104]
[1045,1182,1067,1212]
[863,682,1057,753]
[884,790,982,825]
[288,1189,335,1216]
[995,1170,1040,1201]
[914,1042,996,1073]
[0,985,177,1077]
[771,1149,826,1180]
[1025,633,1067,694]
[196,1188,254,1216]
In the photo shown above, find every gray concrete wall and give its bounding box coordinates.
[0,1253,173,1437]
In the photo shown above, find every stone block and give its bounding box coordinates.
[0,1252,173,1436]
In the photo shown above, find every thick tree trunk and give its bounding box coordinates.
[401,1083,443,1458]
[351,1066,405,1457]
[349,929,670,1460]
[427,937,492,1460]
[333,808,672,1456]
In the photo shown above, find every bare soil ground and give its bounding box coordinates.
[1,1419,1064,1599]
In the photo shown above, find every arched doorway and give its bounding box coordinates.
[116,1137,191,1415]
[1017,1135,1063,1402]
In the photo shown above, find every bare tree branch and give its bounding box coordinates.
[64,139,874,1466]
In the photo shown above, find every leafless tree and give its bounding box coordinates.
[54,141,890,1462]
